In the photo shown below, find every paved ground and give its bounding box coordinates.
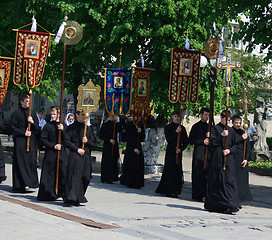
[0,134,272,240]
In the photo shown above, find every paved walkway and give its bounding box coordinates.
[0,134,271,240]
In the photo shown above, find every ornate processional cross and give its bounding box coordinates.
[217,50,241,88]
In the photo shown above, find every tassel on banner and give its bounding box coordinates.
[219,39,224,59]
[54,21,67,43]
[30,16,37,32]
[185,38,190,50]
[141,54,144,68]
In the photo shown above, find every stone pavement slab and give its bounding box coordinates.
[0,136,271,239]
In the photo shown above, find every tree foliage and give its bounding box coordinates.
[0,0,271,117]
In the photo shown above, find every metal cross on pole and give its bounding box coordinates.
[217,50,241,170]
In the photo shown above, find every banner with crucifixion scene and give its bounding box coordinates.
[132,67,152,127]
[104,68,133,115]
[0,57,12,107]
[13,30,51,88]
[169,49,201,104]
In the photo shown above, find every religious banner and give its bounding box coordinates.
[169,49,201,104]
[104,68,133,115]
[132,67,151,127]
[13,30,51,88]
[0,57,12,107]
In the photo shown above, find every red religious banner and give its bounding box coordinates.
[132,67,152,127]
[169,49,201,104]
[0,57,12,107]
[13,30,50,88]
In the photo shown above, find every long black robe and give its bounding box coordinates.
[0,115,6,183]
[120,121,145,189]
[99,120,121,183]
[155,122,189,196]
[204,123,240,212]
[189,120,209,200]
[11,106,39,192]
[37,121,68,201]
[232,127,253,202]
[64,121,95,204]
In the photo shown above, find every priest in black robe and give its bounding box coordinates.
[37,107,68,201]
[155,111,188,198]
[11,93,40,192]
[120,118,145,189]
[189,108,210,202]
[231,115,253,202]
[204,110,241,214]
[64,110,95,206]
[0,114,6,183]
[99,114,122,183]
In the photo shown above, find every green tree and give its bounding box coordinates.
[0,0,270,117]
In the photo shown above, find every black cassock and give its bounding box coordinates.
[37,121,68,201]
[204,123,240,212]
[64,121,95,204]
[120,120,145,189]
[232,127,253,202]
[99,120,121,183]
[11,106,39,192]
[189,120,209,200]
[155,122,188,196]
[0,115,6,183]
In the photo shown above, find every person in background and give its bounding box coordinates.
[64,110,95,206]
[231,115,253,202]
[155,111,188,198]
[11,93,39,192]
[64,113,74,127]
[188,108,210,202]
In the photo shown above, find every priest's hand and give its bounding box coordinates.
[77,148,85,156]
[176,148,181,154]
[222,149,230,155]
[82,136,88,143]
[110,139,115,144]
[137,128,141,133]
[221,130,228,137]
[242,133,248,140]
[176,126,181,133]
[54,144,61,151]
[28,116,34,124]
[134,148,140,155]
[241,159,247,168]
[58,123,63,131]
[204,138,209,145]
[206,132,210,138]
[25,129,31,137]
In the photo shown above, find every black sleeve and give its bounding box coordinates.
[188,124,205,146]
[99,122,111,142]
[11,111,26,137]
[41,125,55,150]
[210,126,223,147]
[180,126,189,151]
[0,115,4,131]
[86,126,96,148]
[64,127,79,152]
[165,124,178,145]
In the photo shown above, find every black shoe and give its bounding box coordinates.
[224,207,239,214]
[0,176,7,183]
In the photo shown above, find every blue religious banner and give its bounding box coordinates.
[104,68,133,115]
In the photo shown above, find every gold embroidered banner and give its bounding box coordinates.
[13,30,50,88]
[132,67,151,127]
[0,57,12,107]
[169,49,201,104]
